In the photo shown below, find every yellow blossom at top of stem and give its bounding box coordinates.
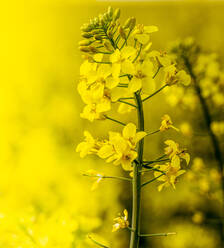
[160,114,179,132]
[112,209,129,232]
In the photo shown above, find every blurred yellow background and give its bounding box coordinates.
[1,0,224,247]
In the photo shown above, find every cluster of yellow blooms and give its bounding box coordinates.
[78,8,191,122]
[77,7,190,238]
[165,37,224,121]
[154,140,190,191]
[77,123,146,171]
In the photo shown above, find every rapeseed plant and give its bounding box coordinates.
[165,37,224,247]
[77,7,190,248]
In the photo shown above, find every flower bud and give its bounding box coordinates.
[94,35,102,40]
[89,46,98,53]
[81,24,92,32]
[103,40,113,52]
[129,17,136,30]
[107,30,113,39]
[79,40,92,46]
[82,32,93,38]
[79,46,91,53]
[119,26,126,40]
[124,18,132,29]
[108,6,113,17]
[113,8,120,21]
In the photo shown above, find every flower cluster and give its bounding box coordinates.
[77,123,146,171]
[77,7,191,122]
[77,7,191,243]
[112,209,129,232]
[154,140,190,191]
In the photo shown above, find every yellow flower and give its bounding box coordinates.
[117,103,135,114]
[98,123,146,171]
[76,131,96,158]
[122,123,147,148]
[164,140,190,166]
[164,65,191,86]
[160,114,179,132]
[110,46,137,77]
[132,24,158,45]
[112,209,129,232]
[99,132,137,171]
[128,60,155,94]
[85,169,104,191]
[211,121,224,136]
[78,62,120,121]
[154,162,186,191]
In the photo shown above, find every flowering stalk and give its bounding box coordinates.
[183,53,224,245]
[77,7,190,247]
[130,92,144,248]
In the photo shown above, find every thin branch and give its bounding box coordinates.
[146,129,160,136]
[132,44,142,63]
[93,60,112,64]
[118,99,137,108]
[83,173,132,182]
[141,174,164,188]
[143,158,170,166]
[88,235,110,248]
[120,29,132,49]
[153,65,162,79]
[142,85,167,102]
[140,232,176,237]
[104,115,126,126]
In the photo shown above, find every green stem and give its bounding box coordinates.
[104,115,126,126]
[120,29,132,50]
[88,235,110,248]
[142,85,167,102]
[140,232,176,237]
[141,174,164,188]
[153,65,162,79]
[118,99,137,108]
[133,44,142,63]
[130,92,144,248]
[146,129,160,136]
[83,174,132,182]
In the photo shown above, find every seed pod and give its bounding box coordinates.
[113,8,120,21]
[79,40,92,46]
[119,26,126,40]
[82,32,93,38]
